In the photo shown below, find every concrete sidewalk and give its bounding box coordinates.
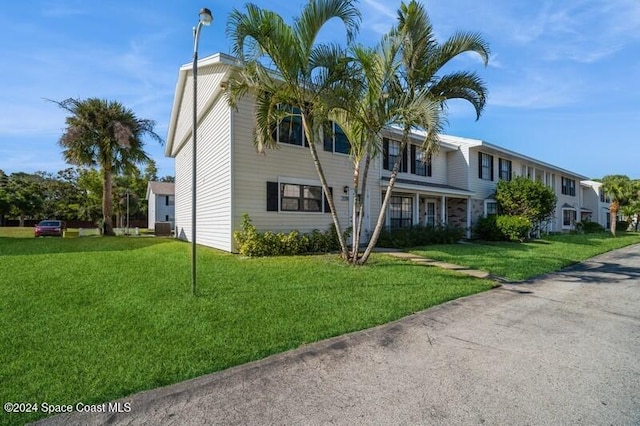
[36,244,640,425]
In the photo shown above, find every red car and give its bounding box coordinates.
[34,220,66,237]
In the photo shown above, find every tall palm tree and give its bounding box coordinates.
[357,0,490,264]
[226,0,361,259]
[53,98,162,236]
[601,174,632,236]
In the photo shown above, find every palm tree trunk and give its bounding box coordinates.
[610,200,619,237]
[351,154,371,264]
[103,168,115,236]
[358,127,410,265]
[302,116,348,259]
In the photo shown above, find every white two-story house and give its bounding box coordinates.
[165,53,608,252]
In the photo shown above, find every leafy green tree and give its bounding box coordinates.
[0,170,9,226]
[601,174,633,236]
[7,173,44,226]
[494,176,557,235]
[144,159,158,182]
[226,0,361,259]
[52,98,163,235]
[358,0,489,264]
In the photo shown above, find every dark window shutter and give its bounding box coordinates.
[478,153,483,179]
[402,144,408,173]
[383,138,389,170]
[427,154,432,177]
[266,181,278,211]
[498,158,502,179]
[490,155,494,181]
[323,187,333,213]
[410,145,416,174]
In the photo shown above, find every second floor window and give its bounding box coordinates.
[323,122,350,154]
[478,152,494,181]
[561,177,576,196]
[271,105,304,146]
[383,138,408,172]
[411,145,432,177]
[498,158,512,181]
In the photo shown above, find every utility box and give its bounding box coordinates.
[155,222,172,236]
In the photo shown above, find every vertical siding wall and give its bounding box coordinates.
[147,195,157,228]
[174,67,233,251]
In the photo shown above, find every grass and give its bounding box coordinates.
[410,232,640,281]
[0,228,493,425]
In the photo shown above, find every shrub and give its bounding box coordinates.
[233,214,343,256]
[375,225,464,248]
[474,215,531,242]
[474,215,503,241]
[616,221,629,232]
[496,215,531,242]
[582,221,605,234]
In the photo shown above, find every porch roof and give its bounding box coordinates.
[381,177,474,197]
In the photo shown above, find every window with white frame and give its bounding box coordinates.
[425,201,436,227]
[563,208,577,227]
[498,158,512,181]
[561,177,576,196]
[390,196,413,228]
[166,195,175,206]
[382,138,408,172]
[266,181,331,213]
[323,122,350,154]
[484,199,498,216]
[412,146,432,177]
[271,105,304,146]
[478,152,493,181]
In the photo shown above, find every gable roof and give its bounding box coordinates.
[146,181,175,199]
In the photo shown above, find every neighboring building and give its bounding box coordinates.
[146,181,175,229]
[165,53,607,252]
[581,180,611,230]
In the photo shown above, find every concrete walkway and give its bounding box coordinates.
[36,244,640,425]
[375,249,494,280]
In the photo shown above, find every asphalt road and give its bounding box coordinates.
[36,244,640,425]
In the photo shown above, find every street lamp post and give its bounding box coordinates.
[192,7,213,296]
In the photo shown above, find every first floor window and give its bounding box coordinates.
[390,196,413,228]
[281,183,322,212]
[563,209,577,227]
[425,201,436,227]
[485,200,498,216]
[266,181,331,213]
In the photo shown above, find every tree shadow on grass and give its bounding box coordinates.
[0,236,174,257]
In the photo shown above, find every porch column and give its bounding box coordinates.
[466,197,472,238]
[441,195,446,225]
[413,193,419,226]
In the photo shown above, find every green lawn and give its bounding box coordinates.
[410,232,640,281]
[0,229,493,425]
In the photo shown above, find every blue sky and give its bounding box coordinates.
[1,0,639,180]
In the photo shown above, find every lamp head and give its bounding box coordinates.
[199,8,213,26]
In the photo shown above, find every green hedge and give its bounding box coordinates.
[233,214,344,256]
[375,225,464,248]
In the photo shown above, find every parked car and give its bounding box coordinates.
[34,220,66,237]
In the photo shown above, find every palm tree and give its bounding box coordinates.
[357,0,489,264]
[601,174,632,236]
[226,0,361,259]
[328,37,399,263]
[52,98,162,235]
